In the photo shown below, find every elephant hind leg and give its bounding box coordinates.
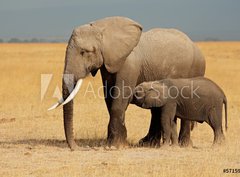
[208,108,225,145]
[178,120,193,147]
[171,117,178,146]
[213,129,225,145]
[139,107,162,147]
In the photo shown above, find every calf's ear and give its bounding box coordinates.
[152,83,169,107]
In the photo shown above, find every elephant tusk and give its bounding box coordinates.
[48,98,64,111]
[62,79,83,106]
[47,79,83,111]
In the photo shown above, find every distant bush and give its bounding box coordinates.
[6,37,66,43]
[8,38,22,43]
[0,38,4,43]
[8,38,42,43]
[204,37,221,41]
[29,38,40,43]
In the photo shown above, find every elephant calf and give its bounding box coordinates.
[133,77,227,146]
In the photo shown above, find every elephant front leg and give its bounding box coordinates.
[178,120,193,147]
[139,108,162,147]
[106,80,133,147]
[107,108,127,146]
[161,104,176,146]
[103,61,139,147]
[100,66,126,146]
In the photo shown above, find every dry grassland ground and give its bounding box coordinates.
[0,42,239,177]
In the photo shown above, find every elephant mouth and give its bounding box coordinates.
[48,79,83,110]
[141,103,150,109]
[136,96,152,109]
[90,68,99,77]
[133,97,149,109]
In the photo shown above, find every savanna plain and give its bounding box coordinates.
[0,42,239,177]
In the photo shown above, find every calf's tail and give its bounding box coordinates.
[223,97,228,131]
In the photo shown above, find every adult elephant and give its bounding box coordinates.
[49,16,205,150]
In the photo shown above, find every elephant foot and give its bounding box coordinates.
[68,141,79,151]
[178,136,193,147]
[138,134,160,147]
[107,117,128,147]
[107,137,128,148]
[107,124,128,147]
[104,145,120,151]
[213,134,225,146]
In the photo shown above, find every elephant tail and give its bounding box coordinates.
[223,97,228,131]
[190,121,197,131]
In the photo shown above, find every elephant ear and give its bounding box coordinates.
[91,16,142,73]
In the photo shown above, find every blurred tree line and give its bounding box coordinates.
[0,38,66,43]
[0,37,221,43]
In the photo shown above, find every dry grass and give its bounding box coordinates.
[0,42,239,177]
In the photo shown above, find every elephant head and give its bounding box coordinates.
[133,81,168,109]
[49,16,142,150]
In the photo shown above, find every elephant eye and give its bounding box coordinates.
[80,49,90,56]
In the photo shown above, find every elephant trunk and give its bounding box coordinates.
[62,79,77,150]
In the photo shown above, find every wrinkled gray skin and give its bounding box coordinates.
[133,77,227,145]
[62,16,205,150]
